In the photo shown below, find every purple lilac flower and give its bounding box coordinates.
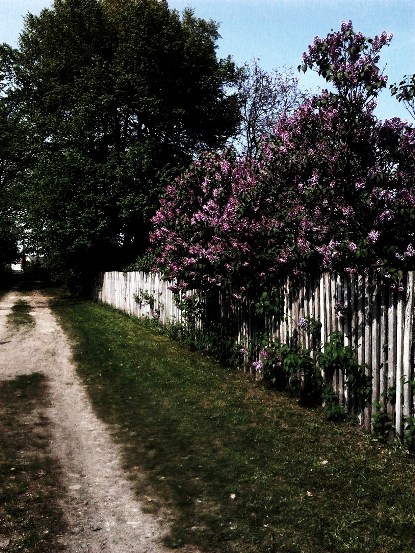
[405,244,415,258]
[259,349,270,360]
[252,360,263,372]
[367,230,380,244]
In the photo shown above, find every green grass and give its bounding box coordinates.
[52,297,415,553]
[0,373,67,552]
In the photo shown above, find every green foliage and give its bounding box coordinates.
[0,66,23,269]
[254,329,370,419]
[134,288,157,312]
[404,417,415,455]
[299,315,322,350]
[346,362,372,404]
[190,325,244,368]
[3,0,240,285]
[322,387,348,422]
[319,331,372,406]
[253,288,283,317]
[172,293,243,367]
[304,316,322,339]
[132,290,243,368]
[173,292,205,326]
[254,341,322,407]
[391,74,415,120]
[286,346,322,407]
[387,384,396,406]
[253,341,290,390]
[372,402,393,443]
[0,212,17,270]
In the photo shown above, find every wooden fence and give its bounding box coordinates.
[95,270,415,438]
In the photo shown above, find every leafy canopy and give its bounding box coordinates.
[3,0,240,285]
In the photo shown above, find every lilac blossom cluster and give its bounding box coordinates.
[301,20,392,107]
[150,22,415,294]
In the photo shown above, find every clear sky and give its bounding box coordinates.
[1,0,414,121]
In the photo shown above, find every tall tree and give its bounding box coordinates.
[0,49,24,273]
[4,0,240,286]
[0,106,17,271]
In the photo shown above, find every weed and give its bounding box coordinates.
[372,402,393,443]
[298,315,322,351]
[252,340,322,405]
[254,330,369,415]
[322,387,348,422]
[319,331,371,410]
[134,289,156,310]
[404,416,415,454]
[134,288,163,317]
[253,288,283,317]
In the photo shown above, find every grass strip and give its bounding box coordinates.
[52,297,415,553]
[0,373,66,552]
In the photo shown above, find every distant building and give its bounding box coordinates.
[11,258,24,273]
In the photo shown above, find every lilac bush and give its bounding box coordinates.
[261,97,415,279]
[150,150,265,291]
[150,22,415,293]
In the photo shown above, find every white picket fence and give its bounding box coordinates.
[96,271,184,324]
[95,270,415,437]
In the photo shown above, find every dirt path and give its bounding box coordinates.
[0,288,181,553]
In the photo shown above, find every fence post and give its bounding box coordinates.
[403,272,415,432]
[371,279,380,429]
[396,290,404,436]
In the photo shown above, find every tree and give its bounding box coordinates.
[0,103,18,271]
[235,60,307,158]
[4,0,240,286]
[0,50,23,273]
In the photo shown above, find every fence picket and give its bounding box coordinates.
[396,292,404,436]
[403,272,415,429]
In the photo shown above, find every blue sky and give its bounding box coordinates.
[1,0,414,120]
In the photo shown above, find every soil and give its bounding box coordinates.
[0,287,192,553]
